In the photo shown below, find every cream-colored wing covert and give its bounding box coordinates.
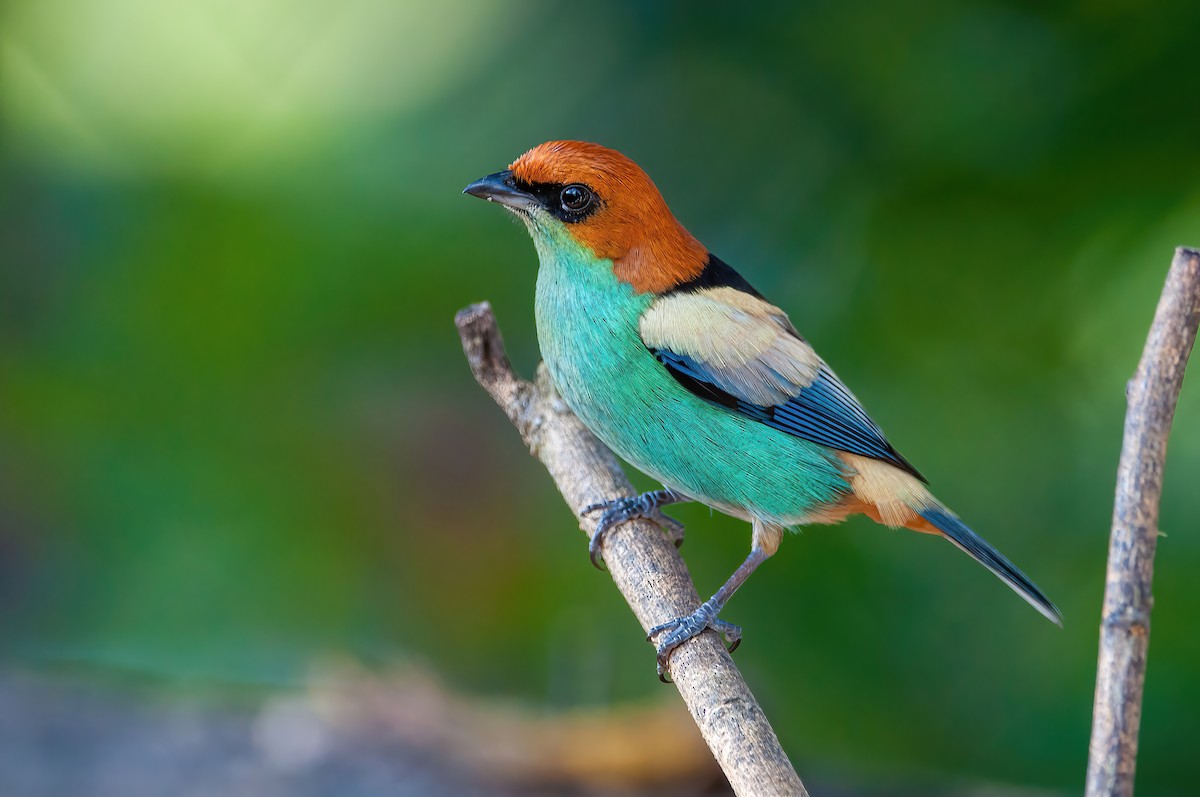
[640,286,924,480]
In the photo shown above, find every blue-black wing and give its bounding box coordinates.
[654,347,925,481]
[639,256,925,481]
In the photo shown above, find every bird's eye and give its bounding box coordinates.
[560,184,593,214]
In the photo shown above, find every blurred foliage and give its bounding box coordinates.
[2,0,1200,793]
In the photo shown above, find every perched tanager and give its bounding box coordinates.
[465,141,1060,678]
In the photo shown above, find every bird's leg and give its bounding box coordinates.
[646,546,771,682]
[581,488,688,570]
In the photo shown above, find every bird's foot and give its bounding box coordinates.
[646,599,741,682]
[581,490,685,570]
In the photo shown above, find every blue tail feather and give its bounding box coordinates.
[919,507,1062,627]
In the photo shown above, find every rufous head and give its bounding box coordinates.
[463,141,708,293]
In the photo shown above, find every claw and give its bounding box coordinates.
[580,501,609,517]
[647,599,742,681]
[588,530,608,571]
[657,514,686,549]
[581,490,685,570]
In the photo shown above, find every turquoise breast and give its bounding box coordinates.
[531,230,849,526]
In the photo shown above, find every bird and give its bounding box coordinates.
[463,140,1061,679]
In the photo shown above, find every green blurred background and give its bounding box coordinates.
[2,0,1199,793]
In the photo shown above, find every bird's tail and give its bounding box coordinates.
[916,506,1062,627]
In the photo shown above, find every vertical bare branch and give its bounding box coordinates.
[456,302,807,797]
[1086,247,1200,797]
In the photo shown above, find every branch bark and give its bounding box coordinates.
[455,302,807,797]
[1086,247,1200,797]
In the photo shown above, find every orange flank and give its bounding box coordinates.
[509,141,708,293]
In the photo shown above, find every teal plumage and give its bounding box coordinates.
[465,140,1061,678]
[534,228,848,526]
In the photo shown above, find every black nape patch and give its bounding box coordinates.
[664,254,766,299]
[511,177,601,224]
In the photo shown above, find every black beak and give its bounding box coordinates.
[462,170,537,211]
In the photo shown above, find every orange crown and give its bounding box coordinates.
[510,141,708,293]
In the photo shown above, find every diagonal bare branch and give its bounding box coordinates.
[455,301,807,797]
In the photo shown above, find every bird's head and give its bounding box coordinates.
[463,141,708,293]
